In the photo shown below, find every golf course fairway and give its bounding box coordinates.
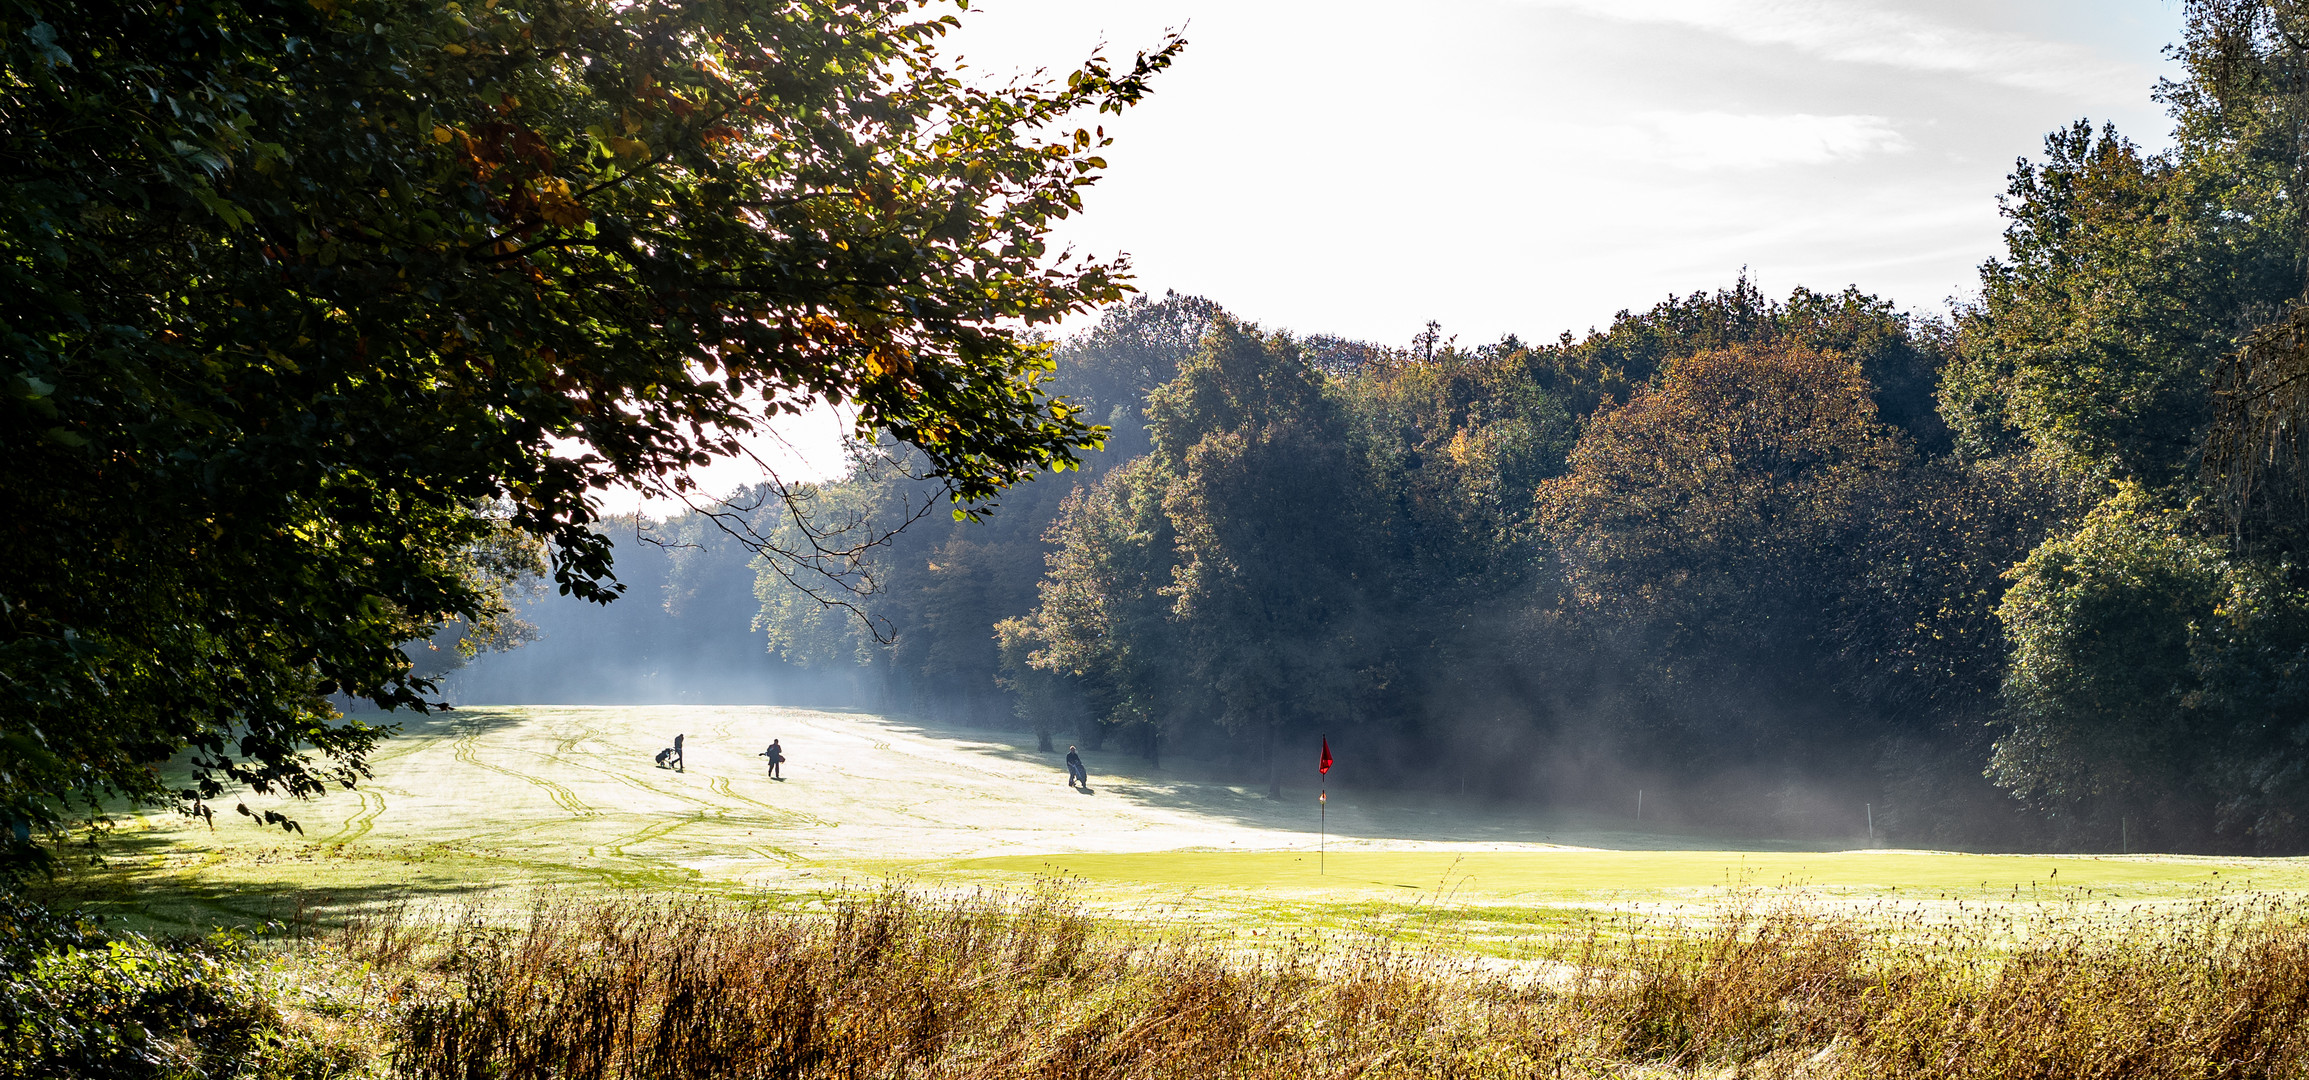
[46,705,2309,934]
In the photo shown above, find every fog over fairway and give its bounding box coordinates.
[150,704,1619,878]
[418,261,2309,857]
[85,706,2309,937]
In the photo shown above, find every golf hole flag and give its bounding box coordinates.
[1320,738,1332,776]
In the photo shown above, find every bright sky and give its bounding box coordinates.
[605,0,2190,513]
[957,0,2187,342]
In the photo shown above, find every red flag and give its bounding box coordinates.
[1319,738,1332,776]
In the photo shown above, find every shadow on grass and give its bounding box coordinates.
[25,811,777,935]
[864,713,1830,854]
[27,826,489,935]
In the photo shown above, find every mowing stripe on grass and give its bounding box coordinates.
[952,850,2309,897]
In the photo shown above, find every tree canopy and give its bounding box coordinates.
[0,0,1178,870]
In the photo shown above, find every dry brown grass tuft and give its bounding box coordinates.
[1849,898,2309,1080]
[342,885,2309,1079]
[1573,906,1867,1069]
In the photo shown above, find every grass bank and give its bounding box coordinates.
[223,883,2309,1078]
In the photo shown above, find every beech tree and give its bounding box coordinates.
[1941,1,2309,849]
[1535,343,1907,764]
[1004,457,1182,750]
[0,0,1177,867]
[1994,490,2309,850]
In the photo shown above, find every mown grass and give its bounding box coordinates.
[952,849,2309,898]
[263,882,2309,1079]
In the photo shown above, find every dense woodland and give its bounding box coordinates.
[496,10,2309,855]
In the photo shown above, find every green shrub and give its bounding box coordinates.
[0,893,373,1080]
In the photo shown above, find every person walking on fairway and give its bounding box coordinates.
[759,739,785,780]
[1065,745,1087,790]
[672,733,685,773]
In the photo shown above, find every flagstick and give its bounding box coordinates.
[1319,733,1327,876]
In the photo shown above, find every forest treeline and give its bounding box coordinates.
[734,10,2309,854]
[713,285,2059,846]
[449,6,2309,854]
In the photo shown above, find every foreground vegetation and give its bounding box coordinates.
[12,882,2309,1079]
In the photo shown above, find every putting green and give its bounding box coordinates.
[955,849,2309,899]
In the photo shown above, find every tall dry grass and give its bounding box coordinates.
[339,885,2309,1079]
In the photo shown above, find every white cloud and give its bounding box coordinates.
[1525,0,2147,98]
[1580,110,1911,170]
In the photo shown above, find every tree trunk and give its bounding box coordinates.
[1037,730,1053,753]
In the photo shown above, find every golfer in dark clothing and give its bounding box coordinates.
[672,733,685,773]
[759,739,784,780]
[1065,746,1086,789]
